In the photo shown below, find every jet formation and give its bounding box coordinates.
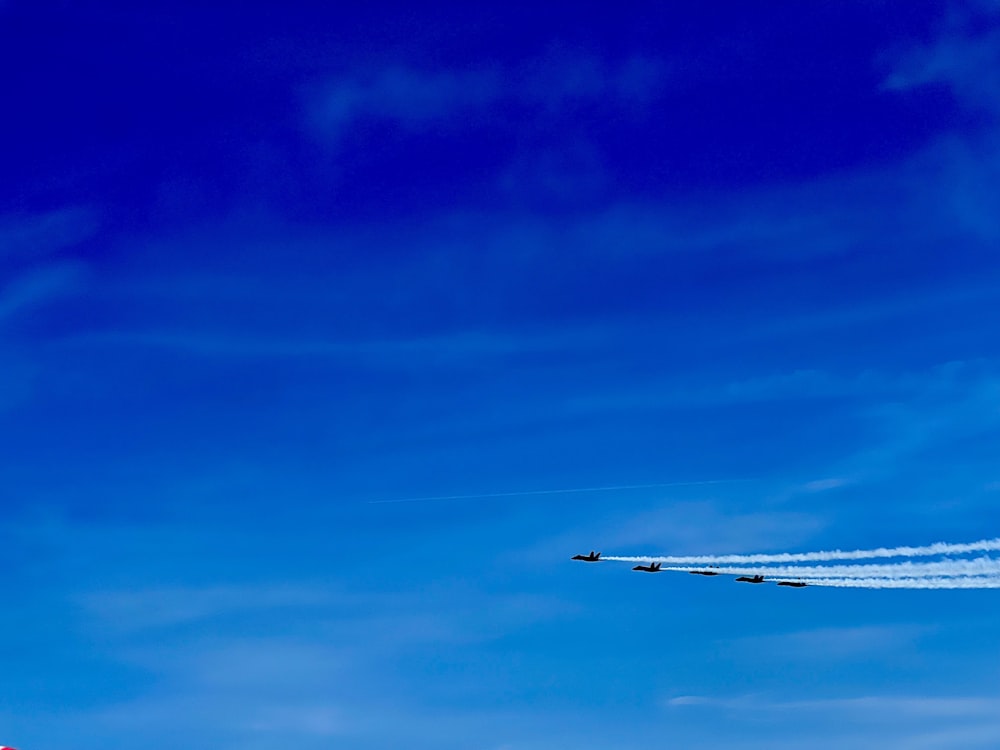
[571,552,808,588]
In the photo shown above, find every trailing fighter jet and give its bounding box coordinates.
[571,551,601,562]
[632,562,662,572]
[735,575,766,584]
[689,570,720,576]
[777,581,807,587]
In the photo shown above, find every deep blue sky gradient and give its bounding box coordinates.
[3,2,1000,748]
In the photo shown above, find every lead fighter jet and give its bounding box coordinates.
[632,562,663,572]
[735,575,766,584]
[571,551,602,562]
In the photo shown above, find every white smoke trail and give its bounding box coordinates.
[799,576,1000,590]
[602,537,1000,565]
[654,557,1000,580]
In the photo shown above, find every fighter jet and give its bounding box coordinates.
[689,570,720,576]
[632,562,663,573]
[777,581,808,588]
[735,575,766,584]
[571,551,601,562]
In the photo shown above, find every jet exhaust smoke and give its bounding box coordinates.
[602,537,1000,565]
[653,557,1000,579]
[795,576,1000,590]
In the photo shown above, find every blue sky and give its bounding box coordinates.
[2,2,1000,748]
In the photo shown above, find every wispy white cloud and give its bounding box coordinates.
[242,704,346,736]
[725,624,928,661]
[0,207,98,260]
[306,65,503,141]
[54,89,1000,370]
[0,260,88,411]
[72,581,581,746]
[670,360,1000,494]
[91,642,356,739]
[89,684,607,750]
[562,368,902,416]
[518,49,666,110]
[661,694,1000,750]
[0,261,87,323]
[666,692,1000,719]
[59,325,603,364]
[304,53,666,145]
[844,362,1000,477]
[798,477,852,493]
[604,502,825,553]
[884,6,1000,115]
[79,584,337,631]
[0,346,35,412]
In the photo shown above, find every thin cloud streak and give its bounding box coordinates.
[0,207,98,260]
[0,262,86,322]
[369,479,748,504]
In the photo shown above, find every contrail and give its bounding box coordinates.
[797,576,1000,589]
[649,557,1000,579]
[369,479,747,504]
[602,537,1000,565]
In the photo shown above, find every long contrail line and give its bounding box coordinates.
[602,538,1000,565]
[369,479,746,504]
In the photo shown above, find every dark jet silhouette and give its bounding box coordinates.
[571,551,601,562]
[777,581,808,588]
[735,575,766,584]
[632,562,662,573]
[689,570,720,576]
